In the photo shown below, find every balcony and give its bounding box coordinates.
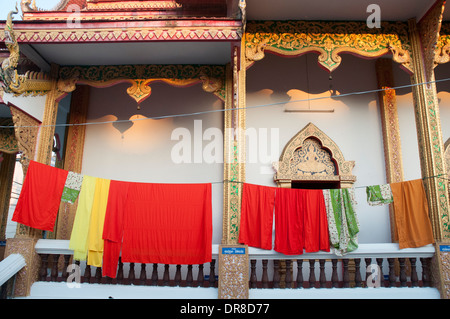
[10,239,440,299]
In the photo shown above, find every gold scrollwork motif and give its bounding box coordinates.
[244,21,413,73]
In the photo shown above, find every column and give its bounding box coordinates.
[219,43,249,299]
[375,58,405,241]
[408,17,450,299]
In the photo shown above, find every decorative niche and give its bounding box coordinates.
[273,122,356,189]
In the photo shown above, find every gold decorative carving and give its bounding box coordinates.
[218,245,249,299]
[417,0,445,82]
[9,105,39,175]
[244,21,413,73]
[0,118,19,154]
[126,79,152,105]
[274,123,356,188]
[86,0,182,11]
[408,18,450,242]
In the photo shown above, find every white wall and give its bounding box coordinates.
[82,82,224,244]
[244,53,420,244]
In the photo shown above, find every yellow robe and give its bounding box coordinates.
[69,175,97,261]
[87,177,111,267]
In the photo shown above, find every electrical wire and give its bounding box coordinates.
[1,76,450,129]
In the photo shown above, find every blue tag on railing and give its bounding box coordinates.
[222,247,246,255]
[440,245,450,252]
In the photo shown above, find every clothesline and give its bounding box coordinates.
[220,173,450,188]
[2,77,450,129]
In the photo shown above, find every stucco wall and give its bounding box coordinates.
[245,53,421,244]
[82,81,224,244]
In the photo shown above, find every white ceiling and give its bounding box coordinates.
[29,41,233,67]
[246,0,437,21]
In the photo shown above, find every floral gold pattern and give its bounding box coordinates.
[244,20,413,73]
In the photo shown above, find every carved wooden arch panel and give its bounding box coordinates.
[274,122,356,188]
[244,20,413,74]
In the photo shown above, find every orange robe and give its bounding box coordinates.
[390,179,434,249]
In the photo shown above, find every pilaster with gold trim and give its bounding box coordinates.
[375,58,405,242]
[408,15,450,299]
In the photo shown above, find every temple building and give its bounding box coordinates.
[0,0,449,301]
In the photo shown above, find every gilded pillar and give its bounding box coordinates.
[222,44,246,246]
[375,58,405,242]
[35,63,61,165]
[56,85,90,240]
[219,43,248,299]
[408,18,450,299]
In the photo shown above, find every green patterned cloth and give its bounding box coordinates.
[366,184,393,206]
[323,188,359,256]
[61,171,83,204]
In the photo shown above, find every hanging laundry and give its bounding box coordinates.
[61,171,84,204]
[390,179,434,249]
[323,188,359,256]
[87,177,111,267]
[239,183,276,250]
[102,181,212,278]
[69,175,97,261]
[366,184,393,206]
[12,160,69,232]
[274,188,329,255]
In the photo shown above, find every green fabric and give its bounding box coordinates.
[324,188,360,256]
[366,184,393,206]
[61,187,80,204]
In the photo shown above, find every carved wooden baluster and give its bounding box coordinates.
[209,260,216,287]
[262,260,269,288]
[342,259,350,288]
[319,260,326,288]
[409,258,419,287]
[365,258,372,288]
[398,258,407,287]
[186,265,193,287]
[39,254,49,281]
[151,264,158,286]
[84,264,91,283]
[354,259,362,288]
[117,258,124,284]
[197,264,204,287]
[174,265,182,286]
[285,260,293,288]
[62,255,71,282]
[421,258,431,287]
[387,258,396,287]
[308,259,316,288]
[296,259,303,289]
[250,260,257,288]
[140,264,147,285]
[128,263,135,285]
[51,254,60,282]
[273,260,280,288]
[376,258,384,287]
[163,264,170,286]
[331,259,339,288]
[95,267,102,283]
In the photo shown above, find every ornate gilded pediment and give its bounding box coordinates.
[274,122,356,188]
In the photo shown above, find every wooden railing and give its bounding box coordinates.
[247,244,435,289]
[35,240,218,288]
[34,240,435,291]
